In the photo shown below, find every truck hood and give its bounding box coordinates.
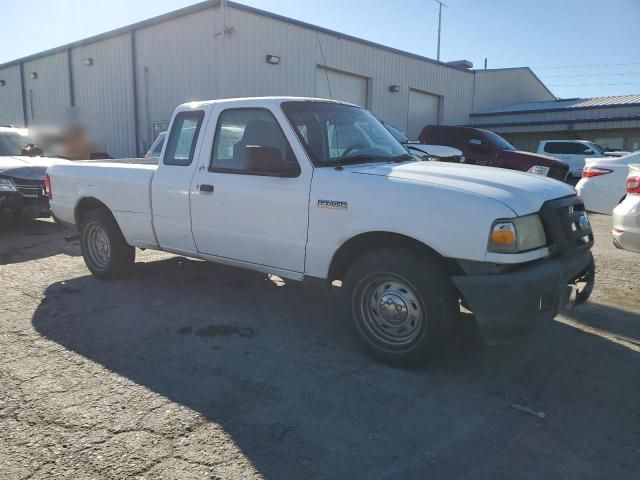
[0,156,66,180]
[500,149,567,168]
[352,161,575,216]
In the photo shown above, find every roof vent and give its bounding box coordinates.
[446,60,473,69]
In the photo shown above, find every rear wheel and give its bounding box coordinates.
[342,248,458,368]
[80,209,134,279]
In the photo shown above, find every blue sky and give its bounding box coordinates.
[2,0,639,99]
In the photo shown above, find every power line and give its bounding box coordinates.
[534,62,640,69]
[541,72,640,78]
[548,82,640,87]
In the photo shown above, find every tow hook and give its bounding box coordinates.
[572,257,596,306]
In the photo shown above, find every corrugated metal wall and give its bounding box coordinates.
[0,2,558,156]
[472,69,555,114]
[501,127,640,153]
[0,65,24,126]
[470,105,640,126]
[71,33,135,157]
[22,51,71,126]
[133,5,475,150]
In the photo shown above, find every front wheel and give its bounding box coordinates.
[342,248,458,368]
[80,209,135,279]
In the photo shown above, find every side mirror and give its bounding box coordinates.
[584,149,595,155]
[468,138,486,152]
[245,145,300,177]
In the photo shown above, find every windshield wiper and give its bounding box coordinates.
[336,154,396,166]
[392,153,414,163]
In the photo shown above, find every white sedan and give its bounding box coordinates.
[575,151,640,214]
[612,164,640,254]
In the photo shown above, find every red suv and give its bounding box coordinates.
[418,125,569,182]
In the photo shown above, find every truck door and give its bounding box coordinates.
[464,131,495,166]
[151,109,206,253]
[189,106,311,276]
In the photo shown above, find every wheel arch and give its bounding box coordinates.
[75,197,118,229]
[327,231,459,283]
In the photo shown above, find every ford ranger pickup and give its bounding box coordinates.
[47,97,595,367]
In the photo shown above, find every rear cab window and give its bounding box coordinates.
[163,111,205,166]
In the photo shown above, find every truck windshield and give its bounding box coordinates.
[586,142,606,155]
[282,101,410,166]
[485,131,517,151]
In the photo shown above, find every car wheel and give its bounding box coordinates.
[342,248,458,368]
[80,209,135,279]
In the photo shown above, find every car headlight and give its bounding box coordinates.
[488,214,547,253]
[0,178,17,192]
[527,165,550,176]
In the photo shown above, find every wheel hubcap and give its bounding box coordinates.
[359,277,425,347]
[85,222,111,270]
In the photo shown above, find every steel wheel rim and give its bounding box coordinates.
[85,222,111,270]
[359,275,425,347]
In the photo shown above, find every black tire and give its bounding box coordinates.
[341,248,458,368]
[79,209,135,279]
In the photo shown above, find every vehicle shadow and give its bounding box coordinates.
[32,257,640,479]
[0,218,79,265]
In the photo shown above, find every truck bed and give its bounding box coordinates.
[48,160,159,248]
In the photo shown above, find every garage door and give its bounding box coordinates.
[316,67,368,107]
[407,89,440,140]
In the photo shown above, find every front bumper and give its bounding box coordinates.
[0,191,50,218]
[452,250,594,343]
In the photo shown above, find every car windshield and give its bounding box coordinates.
[485,131,516,151]
[282,101,410,166]
[383,124,409,144]
[0,131,47,156]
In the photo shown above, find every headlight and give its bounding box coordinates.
[488,214,547,253]
[527,165,550,176]
[0,178,17,192]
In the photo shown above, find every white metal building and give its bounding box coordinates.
[0,0,559,157]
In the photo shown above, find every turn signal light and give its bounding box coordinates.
[582,166,613,178]
[627,176,640,195]
[490,223,516,246]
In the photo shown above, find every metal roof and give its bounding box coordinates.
[473,95,640,116]
[0,0,469,74]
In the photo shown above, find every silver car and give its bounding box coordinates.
[612,164,640,253]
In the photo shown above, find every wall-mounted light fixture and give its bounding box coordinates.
[84,58,94,66]
[29,72,38,80]
[388,84,401,93]
[0,80,5,87]
[266,54,281,65]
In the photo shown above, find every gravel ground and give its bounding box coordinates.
[1,214,639,479]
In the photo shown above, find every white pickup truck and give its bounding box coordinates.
[47,97,595,367]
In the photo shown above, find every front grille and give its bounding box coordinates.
[540,195,593,256]
[13,178,46,199]
[548,164,569,182]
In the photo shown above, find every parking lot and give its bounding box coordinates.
[1,214,638,479]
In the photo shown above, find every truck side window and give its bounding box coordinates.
[210,108,297,174]
[163,111,204,166]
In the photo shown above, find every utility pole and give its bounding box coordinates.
[435,0,446,61]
